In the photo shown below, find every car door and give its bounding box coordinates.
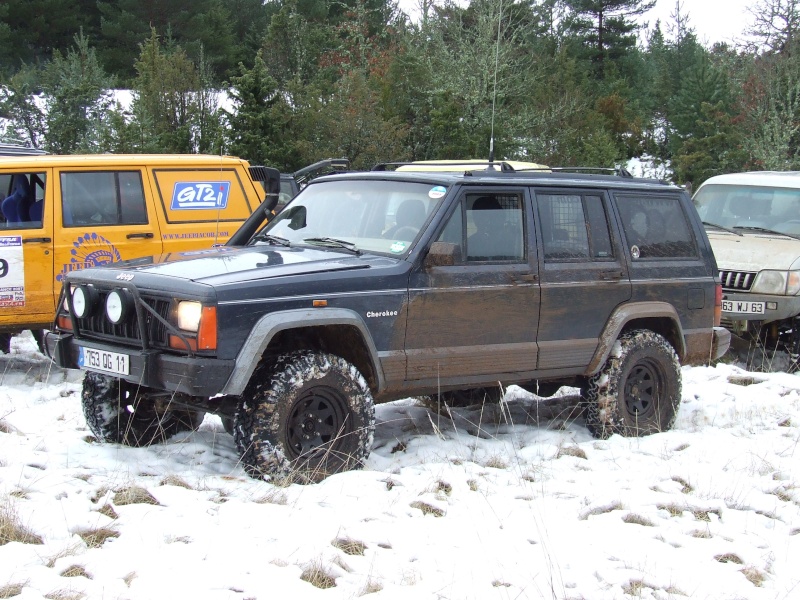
[534,188,632,370]
[54,169,162,286]
[0,169,55,326]
[405,188,540,386]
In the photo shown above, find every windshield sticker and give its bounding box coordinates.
[429,186,447,199]
[171,182,231,210]
[0,236,25,307]
[390,241,407,253]
[57,232,122,282]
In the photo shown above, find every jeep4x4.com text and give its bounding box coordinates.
[46,163,730,482]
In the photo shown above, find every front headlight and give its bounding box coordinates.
[177,301,203,332]
[750,270,800,295]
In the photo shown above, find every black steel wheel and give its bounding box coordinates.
[82,372,205,447]
[234,350,375,483]
[583,330,681,439]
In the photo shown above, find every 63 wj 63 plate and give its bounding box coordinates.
[722,300,765,315]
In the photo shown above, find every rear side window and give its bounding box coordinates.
[61,171,147,226]
[538,193,614,261]
[616,194,697,259]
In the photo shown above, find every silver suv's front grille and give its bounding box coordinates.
[719,270,756,292]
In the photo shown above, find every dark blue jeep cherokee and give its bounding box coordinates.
[46,163,730,482]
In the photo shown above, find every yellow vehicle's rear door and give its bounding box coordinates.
[150,166,259,250]
[0,169,55,327]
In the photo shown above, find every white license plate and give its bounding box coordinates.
[78,346,130,375]
[722,300,765,315]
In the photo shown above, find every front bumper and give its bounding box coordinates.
[721,291,800,324]
[45,330,235,397]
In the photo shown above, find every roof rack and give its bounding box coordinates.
[372,160,518,172]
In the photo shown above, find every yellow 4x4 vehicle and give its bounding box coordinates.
[0,154,275,353]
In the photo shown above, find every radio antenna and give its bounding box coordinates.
[488,0,503,166]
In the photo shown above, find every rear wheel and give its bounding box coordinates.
[82,372,204,446]
[583,330,681,439]
[234,351,375,483]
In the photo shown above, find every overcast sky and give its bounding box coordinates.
[642,0,752,45]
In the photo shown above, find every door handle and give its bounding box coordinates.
[127,232,154,239]
[22,237,52,244]
[599,270,624,280]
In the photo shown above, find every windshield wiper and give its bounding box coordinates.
[303,237,362,255]
[732,226,800,240]
[702,221,743,236]
[253,233,291,246]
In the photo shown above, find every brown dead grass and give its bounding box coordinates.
[0,501,43,546]
[332,536,366,556]
[77,527,119,549]
[300,560,336,589]
[0,582,25,598]
[59,565,91,579]
[112,486,159,506]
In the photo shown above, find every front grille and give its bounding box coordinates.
[74,290,172,348]
[719,270,756,292]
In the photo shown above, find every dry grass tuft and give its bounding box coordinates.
[467,479,479,492]
[159,475,193,490]
[254,489,288,505]
[657,503,685,517]
[0,582,25,598]
[623,513,654,527]
[769,487,793,502]
[622,579,646,596]
[0,501,43,546]
[692,509,721,522]
[44,590,85,600]
[358,578,383,595]
[300,560,336,589]
[332,536,366,556]
[435,480,452,496]
[113,486,159,506]
[492,580,512,588]
[690,529,712,539]
[556,445,587,460]
[123,572,137,587]
[97,504,118,520]
[740,566,766,587]
[0,420,16,434]
[671,476,693,494]
[580,501,624,520]
[59,565,91,579]
[714,553,743,564]
[483,455,508,469]
[45,543,84,568]
[410,501,445,517]
[77,526,119,549]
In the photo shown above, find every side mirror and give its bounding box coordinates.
[425,242,462,267]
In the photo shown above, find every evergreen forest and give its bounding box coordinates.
[1,0,799,188]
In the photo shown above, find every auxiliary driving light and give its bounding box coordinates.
[105,288,131,325]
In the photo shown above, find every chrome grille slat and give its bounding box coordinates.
[719,269,756,292]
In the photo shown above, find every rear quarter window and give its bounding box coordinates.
[615,193,698,259]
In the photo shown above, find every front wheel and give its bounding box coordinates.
[82,372,205,446]
[583,330,681,439]
[234,351,375,483]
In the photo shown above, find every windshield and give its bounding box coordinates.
[694,184,800,236]
[250,179,448,255]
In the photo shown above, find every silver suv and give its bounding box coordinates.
[694,171,800,358]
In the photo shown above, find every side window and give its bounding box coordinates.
[0,172,46,229]
[617,194,698,259]
[61,171,147,227]
[435,193,525,263]
[539,193,613,261]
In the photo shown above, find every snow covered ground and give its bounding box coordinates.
[1,332,798,600]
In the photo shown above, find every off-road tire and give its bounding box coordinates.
[234,351,375,483]
[82,372,204,446]
[583,330,681,439]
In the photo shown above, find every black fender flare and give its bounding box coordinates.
[220,308,385,395]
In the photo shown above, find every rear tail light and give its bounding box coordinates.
[714,283,722,327]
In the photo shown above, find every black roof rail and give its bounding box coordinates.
[372,160,521,172]
[548,166,633,177]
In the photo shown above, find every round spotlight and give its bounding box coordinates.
[72,285,98,319]
[105,289,131,324]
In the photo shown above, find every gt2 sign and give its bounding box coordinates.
[171,182,231,210]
